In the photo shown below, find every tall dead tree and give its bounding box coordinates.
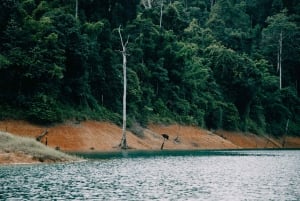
[278,31,283,90]
[118,26,129,149]
[159,0,164,28]
[75,0,78,19]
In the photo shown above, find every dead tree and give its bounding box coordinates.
[118,26,129,149]
[159,0,164,28]
[161,134,169,150]
[278,31,283,89]
[36,129,48,142]
[75,0,78,19]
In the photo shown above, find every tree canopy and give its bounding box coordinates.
[0,0,299,136]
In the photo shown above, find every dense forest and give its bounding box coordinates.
[0,0,299,136]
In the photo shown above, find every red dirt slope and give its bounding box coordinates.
[1,120,299,154]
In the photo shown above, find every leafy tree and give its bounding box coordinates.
[0,0,299,136]
[261,9,299,89]
[205,44,262,131]
[207,0,252,52]
[162,1,189,33]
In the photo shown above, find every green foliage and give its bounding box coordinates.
[0,0,299,136]
[222,102,240,131]
[27,94,62,124]
[0,104,24,120]
[0,54,10,69]
[207,0,252,52]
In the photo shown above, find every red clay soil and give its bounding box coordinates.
[0,120,299,164]
[214,130,281,148]
[147,124,239,149]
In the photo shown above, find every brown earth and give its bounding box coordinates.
[1,120,299,164]
[0,151,40,165]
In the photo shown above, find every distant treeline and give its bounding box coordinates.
[0,0,299,136]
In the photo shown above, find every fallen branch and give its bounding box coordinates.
[36,129,48,142]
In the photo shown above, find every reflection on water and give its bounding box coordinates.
[1,150,299,200]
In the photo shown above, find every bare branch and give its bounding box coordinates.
[125,35,130,47]
[118,25,125,50]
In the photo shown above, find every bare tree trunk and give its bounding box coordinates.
[278,30,283,90]
[75,0,78,19]
[159,0,163,28]
[118,26,129,149]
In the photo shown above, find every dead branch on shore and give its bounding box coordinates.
[36,129,48,142]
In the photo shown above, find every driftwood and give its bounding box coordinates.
[36,129,48,142]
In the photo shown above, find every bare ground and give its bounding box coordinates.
[0,120,299,164]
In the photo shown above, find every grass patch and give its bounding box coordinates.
[0,131,78,163]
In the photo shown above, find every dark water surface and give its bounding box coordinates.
[1,150,299,200]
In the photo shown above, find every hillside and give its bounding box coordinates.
[0,0,299,137]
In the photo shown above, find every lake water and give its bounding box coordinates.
[1,150,299,201]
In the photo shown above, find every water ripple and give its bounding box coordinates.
[1,150,299,200]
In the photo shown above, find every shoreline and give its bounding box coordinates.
[1,120,299,165]
[66,148,300,161]
[2,148,299,166]
[68,147,300,153]
[68,147,300,157]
